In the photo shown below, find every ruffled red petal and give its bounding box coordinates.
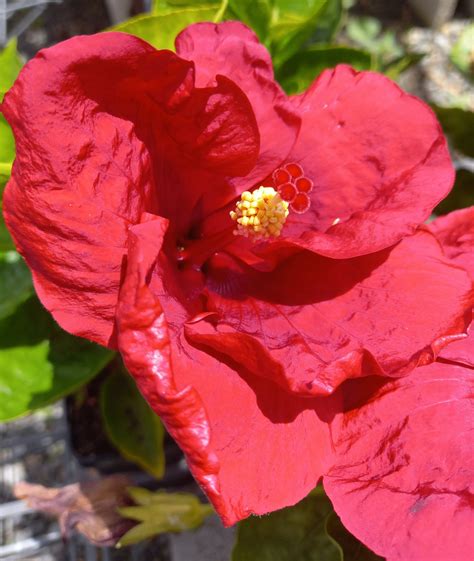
[2,32,259,346]
[116,217,336,525]
[176,22,300,197]
[430,208,474,367]
[429,207,474,280]
[324,360,474,561]
[281,65,454,258]
[187,229,472,396]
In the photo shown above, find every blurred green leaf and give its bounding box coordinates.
[0,251,33,320]
[450,24,474,80]
[346,16,403,68]
[118,490,213,546]
[232,488,342,561]
[433,105,474,158]
[0,39,23,99]
[311,0,343,44]
[112,6,219,50]
[434,168,474,215]
[326,512,384,560]
[346,16,381,46]
[383,52,423,80]
[100,368,166,478]
[277,44,372,94]
[0,297,114,421]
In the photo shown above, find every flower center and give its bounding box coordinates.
[230,186,289,241]
[179,162,313,268]
[229,162,312,241]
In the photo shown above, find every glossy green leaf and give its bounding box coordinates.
[232,488,342,561]
[432,105,474,158]
[450,24,474,79]
[0,251,33,319]
[100,368,165,478]
[434,168,474,215]
[118,490,213,546]
[0,40,23,99]
[0,297,114,421]
[326,512,384,561]
[112,6,219,50]
[277,45,372,94]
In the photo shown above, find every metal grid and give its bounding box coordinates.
[0,403,72,560]
[0,0,62,47]
[0,402,175,561]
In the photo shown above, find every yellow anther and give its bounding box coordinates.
[230,186,289,241]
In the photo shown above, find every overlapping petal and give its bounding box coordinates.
[187,229,473,396]
[324,360,474,561]
[430,208,474,367]
[429,207,474,280]
[176,22,301,195]
[116,217,336,525]
[2,32,259,346]
[280,65,454,258]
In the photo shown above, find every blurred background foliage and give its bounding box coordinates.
[0,0,473,555]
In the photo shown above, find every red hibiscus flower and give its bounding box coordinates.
[2,20,472,556]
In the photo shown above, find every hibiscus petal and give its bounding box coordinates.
[429,208,474,367]
[116,217,336,525]
[187,229,473,396]
[2,32,259,346]
[429,207,474,280]
[283,65,454,258]
[176,22,301,195]
[323,361,474,561]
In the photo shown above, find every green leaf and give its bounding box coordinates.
[111,6,219,50]
[0,40,23,99]
[277,44,372,94]
[152,0,220,13]
[232,488,342,561]
[0,113,15,168]
[434,168,474,215]
[0,41,23,250]
[226,0,272,41]
[450,24,474,79]
[0,297,114,421]
[432,105,474,158]
[326,512,384,560]
[311,0,343,44]
[100,368,166,478]
[0,251,33,320]
[118,490,214,546]
[270,0,330,66]
[0,114,16,251]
